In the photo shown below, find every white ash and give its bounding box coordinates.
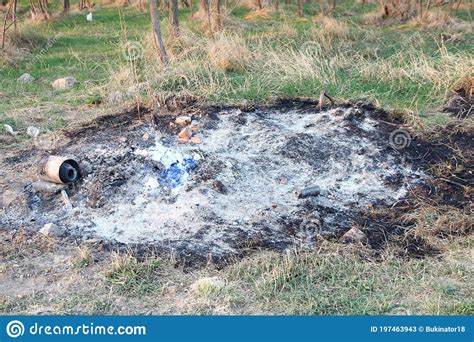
[74,107,424,255]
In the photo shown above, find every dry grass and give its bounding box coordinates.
[191,277,226,298]
[109,251,137,272]
[124,18,472,113]
[0,26,46,66]
[312,15,351,45]
[71,246,93,268]
[449,75,473,100]
[403,206,473,249]
[413,10,474,32]
[207,34,251,72]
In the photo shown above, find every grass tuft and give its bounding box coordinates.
[106,253,162,296]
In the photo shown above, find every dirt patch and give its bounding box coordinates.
[1,99,472,266]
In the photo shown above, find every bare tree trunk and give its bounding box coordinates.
[418,0,422,18]
[454,0,462,14]
[206,0,212,32]
[37,0,47,19]
[319,0,324,14]
[213,0,221,30]
[425,0,431,15]
[29,0,38,19]
[43,0,51,19]
[13,0,17,30]
[255,0,262,10]
[63,0,70,14]
[36,0,50,20]
[274,0,279,9]
[199,0,208,12]
[169,0,179,37]
[1,0,18,48]
[1,0,12,49]
[331,0,336,11]
[297,0,303,16]
[149,0,169,64]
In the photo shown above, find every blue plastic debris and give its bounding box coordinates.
[159,157,198,188]
[183,157,198,171]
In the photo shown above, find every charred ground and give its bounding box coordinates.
[1,98,472,267]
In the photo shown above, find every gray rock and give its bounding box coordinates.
[339,226,368,244]
[52,77,76,89]
[1,189,25,208]
[17,73,35,83]
[39,223,65,237]
[83,238,102,244]
[26,126,41,139]
[106,91,125,104]
[126,82,148,96]
[31,181,66,194]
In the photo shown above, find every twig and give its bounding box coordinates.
[1,0,14,50]
[439,177,470,191]
[318,90,335,109]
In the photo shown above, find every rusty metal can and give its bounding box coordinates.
[39,156,81,184]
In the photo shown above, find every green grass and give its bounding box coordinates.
[105,257,162,296]
[1,0,472,132]
[224,244,474,315]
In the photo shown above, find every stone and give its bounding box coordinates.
[142,132,150,141]
[31,181,66,194]
[1,189,22,208]
[39,223,65,237]
[175,116,192,126]
[339,226,368,244]
[26,126,41,139]
[240,99,253,111]
[17,73,35,83]
[52,77,76,89]
[190,136,201,144]
[106,91,124,104]
[83,238,102,244]
[178,127,192,141]
[211,180,227,194]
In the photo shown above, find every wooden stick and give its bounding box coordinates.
[1,0,13,50]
